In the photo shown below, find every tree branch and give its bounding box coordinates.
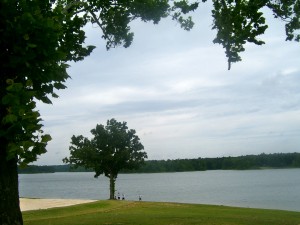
[87,9,115,48]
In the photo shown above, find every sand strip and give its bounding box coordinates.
[20,198,97,211]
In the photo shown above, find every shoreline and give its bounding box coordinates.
[20,198,97,211]
[19,198,300,213]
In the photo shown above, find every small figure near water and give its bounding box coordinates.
[117,192,120,200]
[139,195,142,201]
[122,194,125,200]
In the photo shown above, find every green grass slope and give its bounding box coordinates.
[23,200,300,225]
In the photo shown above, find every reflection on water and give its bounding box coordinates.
[19,169,300,211]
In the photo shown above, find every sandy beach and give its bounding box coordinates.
[20,198,97,211]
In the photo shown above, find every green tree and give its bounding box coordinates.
[0,1,93,224]
[1,0,299,224]
[211,0,300,69]
[63,119,147,200]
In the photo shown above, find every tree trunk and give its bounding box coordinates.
[0,148,23,225]
[109,175,116,200]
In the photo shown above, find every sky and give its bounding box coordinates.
[35,4,300,165]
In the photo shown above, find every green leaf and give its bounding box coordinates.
[6,83,23,92]
[25,79,33,87]
[54,82,67,89]
[23,34,30,40]
[6,79,14,85]
[3,114,18,124]
[27,43,37,48]
[6,143,20,160]
[39,96,53,104]
[41,134,52,143]
[22,141,34,151]
[52,93,59,98]
[2,94,19,105]
[18,109,25,116]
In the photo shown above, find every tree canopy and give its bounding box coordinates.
[63,118,147,199]
[211,0,300,69]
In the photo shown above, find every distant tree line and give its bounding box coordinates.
[125,152,300,173]
[18,165,92,174]
[19,153,300,174]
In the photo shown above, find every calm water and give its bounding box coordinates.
[19,169,300,211]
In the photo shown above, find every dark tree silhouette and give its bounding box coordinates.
[63,119,147,199]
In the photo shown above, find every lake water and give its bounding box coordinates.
[19,169,300,212]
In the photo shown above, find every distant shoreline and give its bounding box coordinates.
[19,166,300,174]
[19,152,300,174]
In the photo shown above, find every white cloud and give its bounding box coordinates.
[35,5,300,165]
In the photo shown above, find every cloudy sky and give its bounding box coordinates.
[36,4,300,165]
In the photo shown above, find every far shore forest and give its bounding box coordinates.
[19,152,300,174]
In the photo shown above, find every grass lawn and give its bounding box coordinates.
[23,200,300,225]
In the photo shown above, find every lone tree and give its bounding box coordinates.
[1,0,299,224]
[63,119,147,200]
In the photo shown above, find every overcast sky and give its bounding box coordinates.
[36,4,300,165]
